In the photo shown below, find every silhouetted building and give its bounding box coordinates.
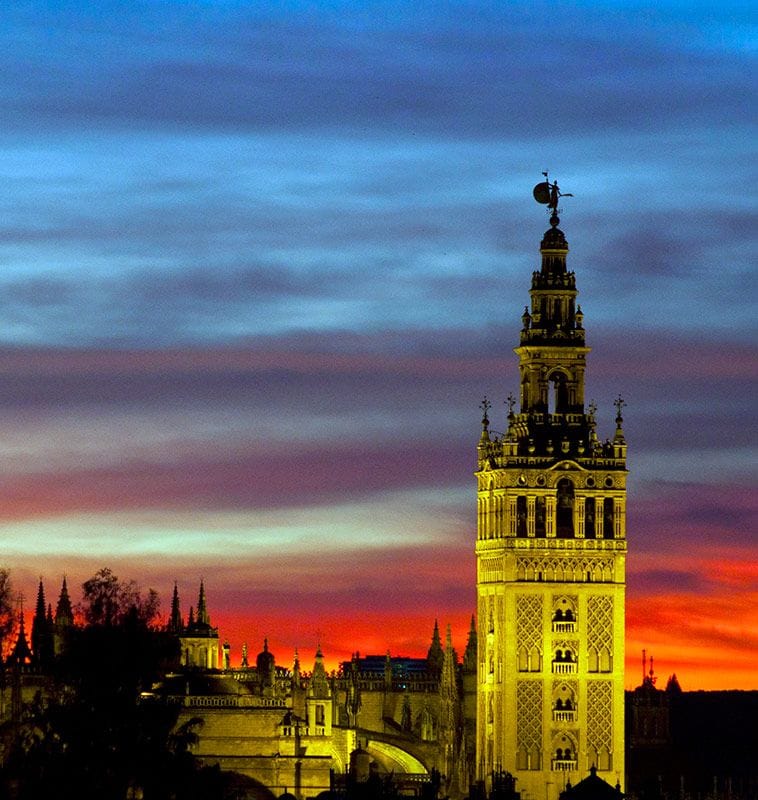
[560,766,624,800]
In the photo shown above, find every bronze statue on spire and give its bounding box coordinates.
[533,171,573,226]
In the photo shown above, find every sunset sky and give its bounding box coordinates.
[0,1,755,689]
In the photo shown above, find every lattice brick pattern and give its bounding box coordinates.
[587,680,613,749]
[587,595,613,651]
[516,595,543,651]
[517,680,543,750]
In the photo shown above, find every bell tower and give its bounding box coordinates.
[475,177,626,799]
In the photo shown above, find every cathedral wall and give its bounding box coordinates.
[179,707,353,797]
[350,686,443,742]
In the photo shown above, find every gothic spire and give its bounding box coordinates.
[309,643,330,699]
[427,619,444,674]
[463,614,477,673]
[168,581,183,633]
[31,579,53,667]
[55,576,73,627]
[196,580,209,626]
[9,603,32,667]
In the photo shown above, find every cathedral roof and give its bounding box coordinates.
[559,767,624,799]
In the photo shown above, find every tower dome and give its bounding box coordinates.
[540,221,568,251]
[257,638,275,673]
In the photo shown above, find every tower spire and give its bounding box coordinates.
[474,181,627,794]
[55,576,73,627]
[196,579,209,626]
[427,619,444,674]
[9,600,32,667]
[168,581,183,633]
[31,578,53,667]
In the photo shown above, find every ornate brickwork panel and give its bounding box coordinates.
[587,596,613,652]
[480,557,503,583]
[517,680,543,750]
[516,556,613,582]
[587,680,613,750]
[516,595,543,652]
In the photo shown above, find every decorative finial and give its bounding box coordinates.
[521,305,531,331]
[614,394,626,424]
[479,396,491,428]
[533,170,573,227]
[505,393,516,417]
[588,400,597,419]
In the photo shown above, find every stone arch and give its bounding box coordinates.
[603,498,614,538]
[552,596,577,629]
[516,495,527,536]
[551,731,578,764]
[589,746,612,771]
[366,740,428,775]
[535,496,546,537]
[556,479,575,537]
[547,368,571,414]
[552,682,577,709]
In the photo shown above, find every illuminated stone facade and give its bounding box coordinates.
[475,202,627,799]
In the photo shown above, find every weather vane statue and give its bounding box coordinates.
[533,170,573,226]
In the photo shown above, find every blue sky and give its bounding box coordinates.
[0,0,755,687]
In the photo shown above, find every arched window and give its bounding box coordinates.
[549,372,569,414]
[585,497,595,537]
[517,495,527,536]
[603,498,614,538]
[556,479,575,537]
[535,497,546,537]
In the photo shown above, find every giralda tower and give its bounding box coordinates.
[475,178,626,799]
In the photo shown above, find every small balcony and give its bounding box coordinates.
[552,759,577,772]
[552,621,576,634]
[552,662,577,675]
[553,709,576,723]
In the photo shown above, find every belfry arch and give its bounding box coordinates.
[548,369,570,415]
[556,478,575,537]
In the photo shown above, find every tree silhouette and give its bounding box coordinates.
[0,569,223,800]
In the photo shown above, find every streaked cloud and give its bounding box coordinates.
[0,0,754,689]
